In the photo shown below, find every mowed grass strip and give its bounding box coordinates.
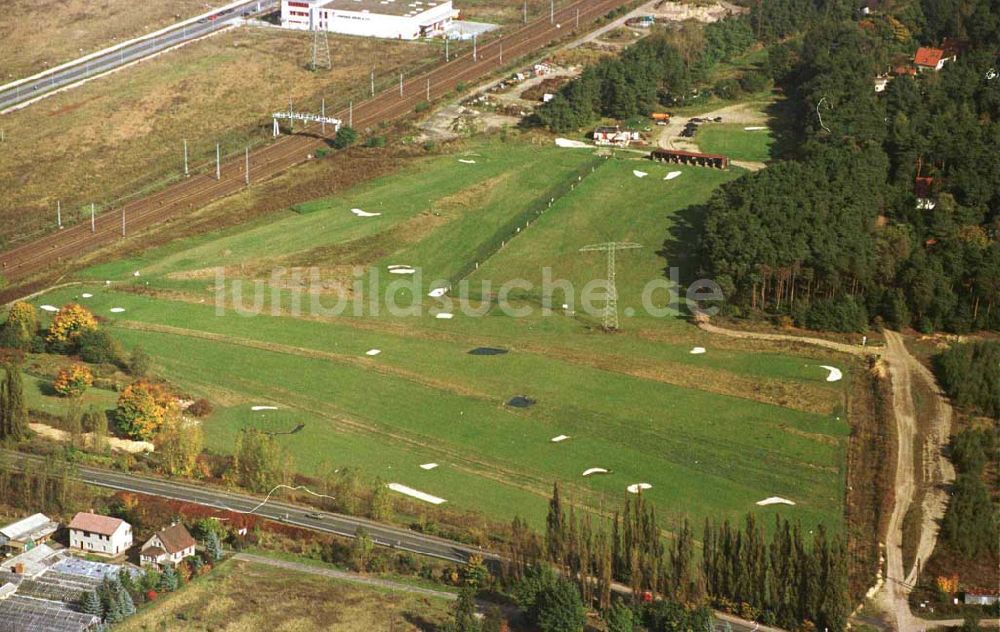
[695,123,774,163]
[116,559,452,632]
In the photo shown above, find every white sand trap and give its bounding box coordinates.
[81,293,93,298]
[387,483,446,505]
[435,312,454,320]
[555,138,589,148]
[419,463,439,470]
[458,159,476,164]
[627,483,652,494]
[387,264,410,269]
[428,287,448,298]
[664,171,682,180]
[109,307,126,313]
[633,170,648,178]
[351,208,382,217]
[550,435,570,443]
[251,405,279,411]
[690,347,706,354]
[133,271,141,277]
[756,496,796,506]
[39,305,59,312]
[365,349,381,356]
[388,267,416,275]
[582,468,609,477]
[744,126,767,131]
[820,365,843,382]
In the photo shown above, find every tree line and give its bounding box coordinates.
[502,483,850,631]
[933,341,1000,419]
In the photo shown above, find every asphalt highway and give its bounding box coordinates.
[0,1,277,112]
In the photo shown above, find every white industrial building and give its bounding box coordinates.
[281,0,457,39]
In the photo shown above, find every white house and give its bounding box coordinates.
[0,513,58,553]
[281,0,457,40]
[593,126,640,147]
[140,523,197,567]
[68,513,132,557]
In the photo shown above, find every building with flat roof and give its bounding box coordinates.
[281,0,456,39]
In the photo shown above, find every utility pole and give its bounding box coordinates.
[90,204,95,233]
[399,72,403,97]
[523,0,527,23]
[56,201,61,229]
[121,206,125,237]
[183,139,189,176]
[245,147,250,185]
[576,7,579,29]
[499,42,503,64]
[216,143,221,180]
[550,0,554,24]
[349,100,353,127]
[445,37,449,61]
[426,78,430,101]
[473,34,477,61]
[321,98,326,134]
[578,242,642,331]
[371,68,375,97]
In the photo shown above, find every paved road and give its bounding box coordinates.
[0,0,277,112]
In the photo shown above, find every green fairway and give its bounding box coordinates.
[28,136,852,534]
[695,123,774,163]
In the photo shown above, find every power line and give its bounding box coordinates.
[578,242,641,331]
[310,28,331,71]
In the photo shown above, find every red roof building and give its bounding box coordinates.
[914,47,951,71]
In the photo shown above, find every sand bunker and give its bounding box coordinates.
[690,347,706,354]
[81,293,93,298]
[351,208,381,217]
[756,496,796,506]
[387,483,446,505]
[627,483,652,494]
[435,312,454,320]
[428,287,448,298]
[365,349,382,356]
[664,171,682,180]
[419,463,439,470]
[388,266,416,275]
[39,305,59,312]
[109,307,126,313]
[468,347,508,356]
[820,365,843,382]
[633,170,648,178]
[744,126,767,131]
[582,468,609,477]
[251,405,279,411]
[551,435,570,442]
[555,138,590,148]
[458,159,477,164]
[133,271,141,277]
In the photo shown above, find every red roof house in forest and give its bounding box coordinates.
[914,47,952,71]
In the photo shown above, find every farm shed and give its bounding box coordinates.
[650,148,729,169]
[0,513,58,553]
[964,589,1000,606]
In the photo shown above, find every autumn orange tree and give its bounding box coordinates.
[53,364,93,398]
[46,304,97,349]
[115,380,178,440]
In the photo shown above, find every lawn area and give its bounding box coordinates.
[695,123,774,163]
[28,137,852,534]
[116,559,453,632]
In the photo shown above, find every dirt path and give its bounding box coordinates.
[656,102,768,152]
[700,321,963,630]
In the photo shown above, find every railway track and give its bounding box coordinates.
[1,0,628,285]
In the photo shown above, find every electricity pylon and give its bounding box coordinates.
[579,242,641,331]
[310,28,331,71]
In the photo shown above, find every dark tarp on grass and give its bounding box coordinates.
[506,396,535,408]
[468,347,509,356]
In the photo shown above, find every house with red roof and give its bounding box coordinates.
[140,523,197,567]
[914,47,955,71]
[68,512,133,557]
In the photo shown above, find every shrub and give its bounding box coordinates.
[332,126,358,149]
[53,364,94,398]
[414,100,430,112]
[0,302,38,350]
[187,398,214,417]
[364,135,386,148]
[128,346,152,377]
[934,341,1000,418]
[315,148,329,158]
[46,303,98,349]
[77,329,123,365]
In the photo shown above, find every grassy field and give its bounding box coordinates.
[695,124,773,163]
[0,0,210,81]
[0,27,436,245]
[28,137,852,533]
[117,559,452,631]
